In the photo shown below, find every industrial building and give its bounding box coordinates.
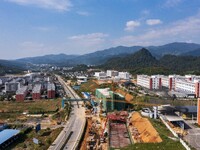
[95,88,126,112]
[137,75,162,90]
[32,84,42,100]
[16,86,28,101]
[47,83,55,99]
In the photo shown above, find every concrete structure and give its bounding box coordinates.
[47,83,55,99]
[137,75,161,90]
[175,79,200,97]
[95,88,125,112]
[32,84,41,100]
[77,76,87,85]
[118,72,130,80]
[106,70,119,77]
[5,78,25,93]
[16,86,28,101]
[94,72,107,80]
[49,75,86,150]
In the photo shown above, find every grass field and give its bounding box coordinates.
[121,119,185,150]
[0,99,62,121]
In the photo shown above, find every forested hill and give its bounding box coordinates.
[100,48,200,75]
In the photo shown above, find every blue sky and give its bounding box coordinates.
[0,0,200,59]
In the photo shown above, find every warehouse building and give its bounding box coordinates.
[0,129,20,149]
[32,84,42,100]
[47,83,55,99]
[16,86,28,101]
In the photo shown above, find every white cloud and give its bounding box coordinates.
[124,20,140,31]
[164,0,182,8]
[114,12,200,46]
[68,33,109,54]
[76,11,90,16]
[146,19,162,25]
[6,0,72,11]
[69,33,108,40]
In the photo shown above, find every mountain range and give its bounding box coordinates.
[1,42,200,75]
[16,42,200,66]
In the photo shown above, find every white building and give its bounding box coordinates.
[118,72,130,80]
[94,72,107,80]
[137,75,161,90]
[77,76,87,85]
[106,70,119,77]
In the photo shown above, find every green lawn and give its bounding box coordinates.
[0,99,62,121]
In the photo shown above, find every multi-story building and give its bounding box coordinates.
[32,84,41,100]
[47,83,55,99]
[106,70,119,77]
[175,79,200,97]
[16,86,28,102]
[137,75,162,90]
[94,72,107,80]
[5,78,25,93]
[118,72,130,80]
[77,76,87,85]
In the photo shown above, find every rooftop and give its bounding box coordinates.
[32,84,41,93]
[16,86,28,94]
[47,83,55,91]
[0,129,20,145]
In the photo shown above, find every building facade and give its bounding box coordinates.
[137,75,161,90]
[47,83,55,99]
[32,84,41,100]
[16,86,28,102]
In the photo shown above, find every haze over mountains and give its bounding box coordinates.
[17,42,200,66]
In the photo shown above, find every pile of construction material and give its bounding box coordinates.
[128,112,162,143]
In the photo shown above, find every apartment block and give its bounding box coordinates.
[47,83,55,99]
[32,84,41,100]
[118,72,130,80]
[106,70,119,77]
[16,86,28,102]
[137,75,161,90]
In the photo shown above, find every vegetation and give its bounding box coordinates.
[0,99,61,121]
[101,48,200,75]
[7,127,63,150]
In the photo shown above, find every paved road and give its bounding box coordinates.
[48,75,85,150]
